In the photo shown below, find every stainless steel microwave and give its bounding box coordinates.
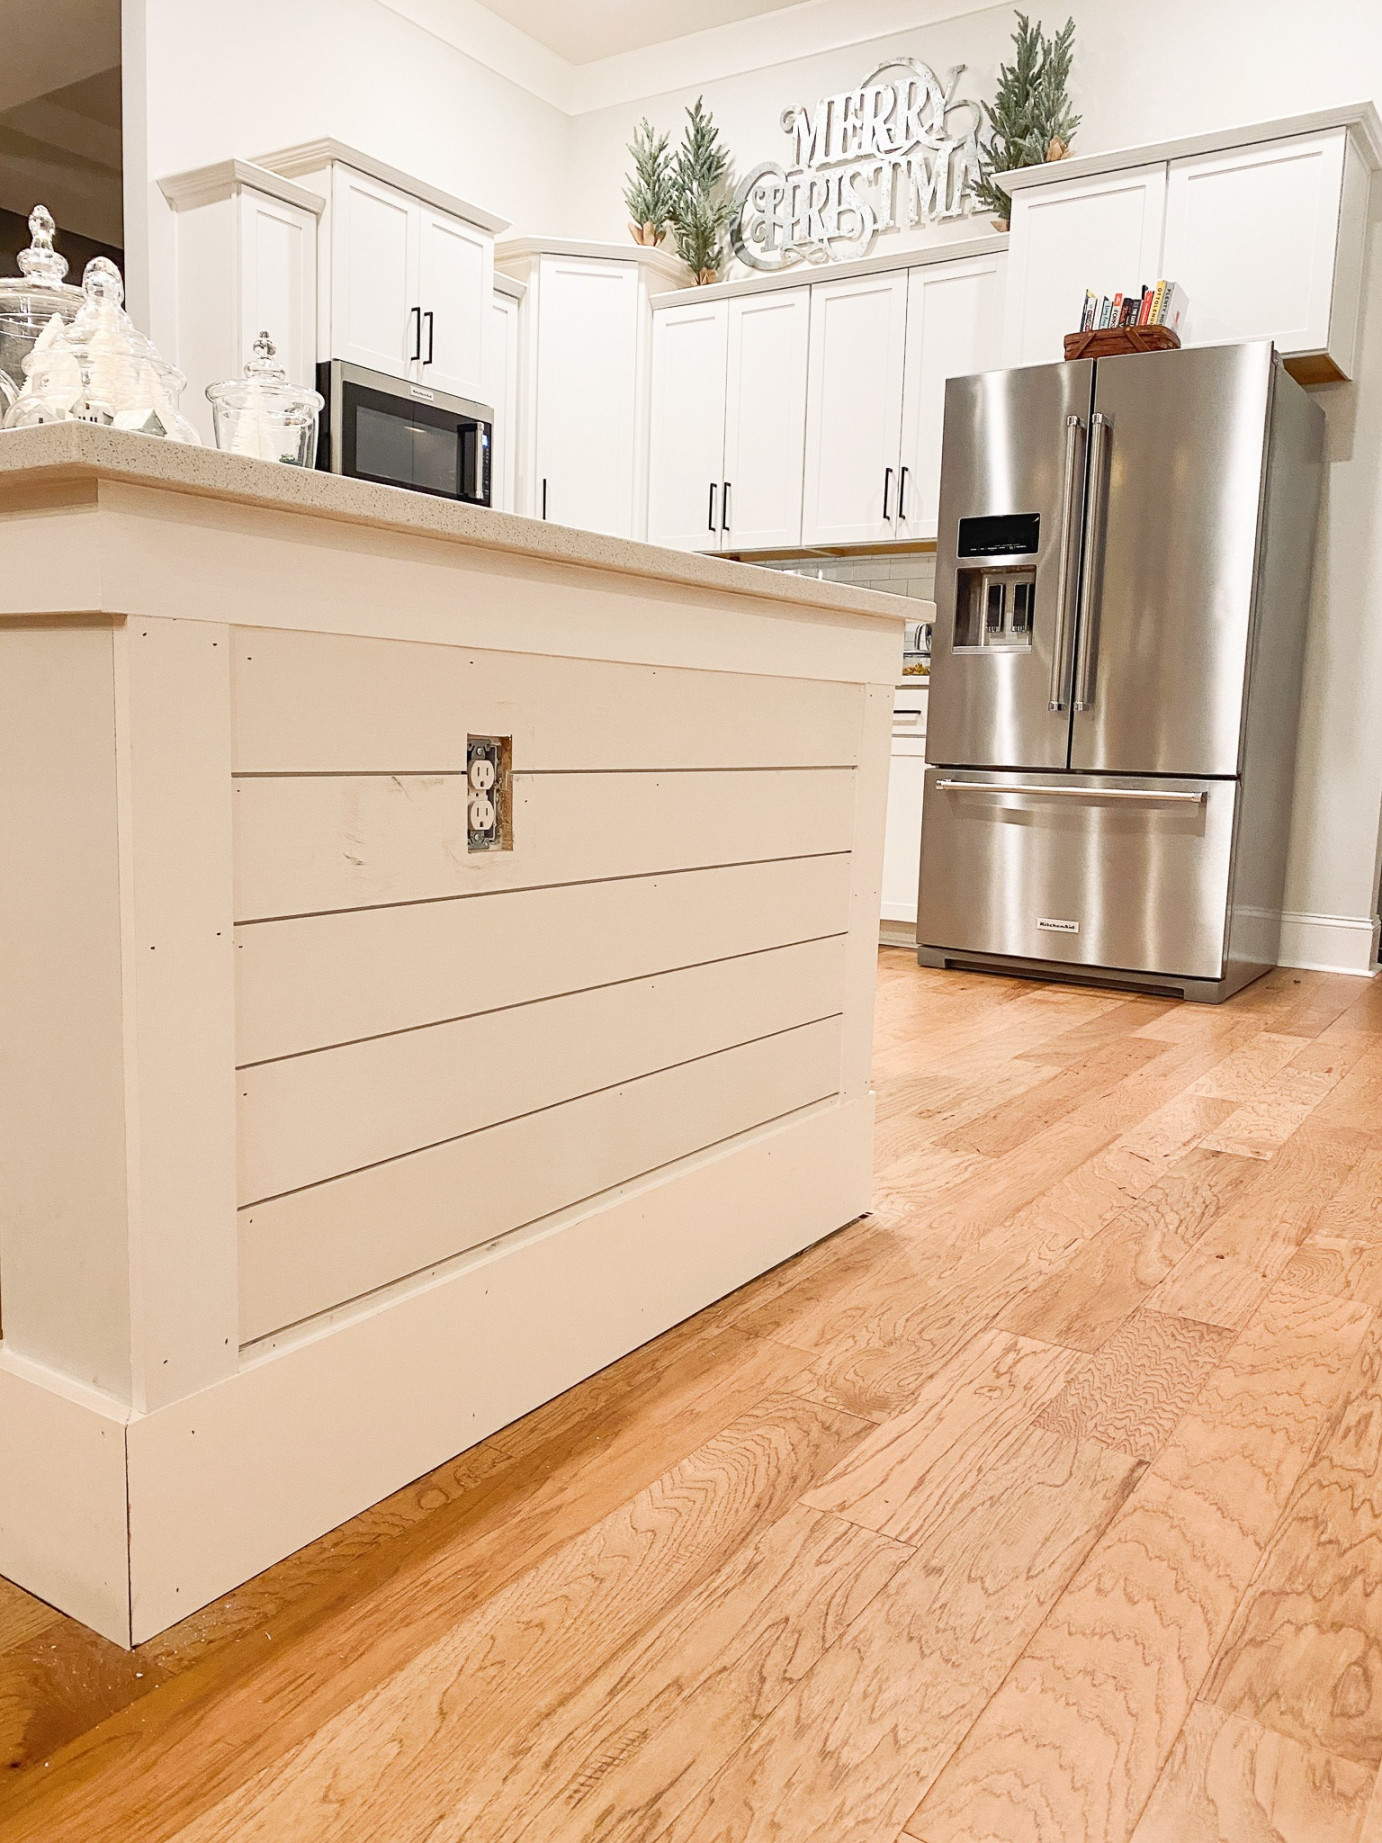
[317,360,492,505]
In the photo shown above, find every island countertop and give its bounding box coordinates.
[0,422,907,635]
[0,425,900,1647]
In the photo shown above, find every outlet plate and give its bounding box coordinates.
[467,735,513,852]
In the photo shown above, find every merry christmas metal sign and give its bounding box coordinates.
[731,57,980,272]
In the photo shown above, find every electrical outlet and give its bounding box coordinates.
[467,736,512,851]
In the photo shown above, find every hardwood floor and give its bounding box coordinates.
[3,954,1382,1842]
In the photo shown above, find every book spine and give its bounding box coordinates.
[1136,285,1153,326]
[1080,290,1095,331]
[1149,279,1168,325]
[1161,282,1188,331]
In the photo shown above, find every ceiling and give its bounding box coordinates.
[476,0,805,64]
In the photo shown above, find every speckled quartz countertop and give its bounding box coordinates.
[0,424,909,629]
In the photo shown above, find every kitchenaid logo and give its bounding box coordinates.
[1037,917,1081,934]
[731,57,980,273]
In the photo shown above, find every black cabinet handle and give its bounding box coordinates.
[409,306,422,362]
[883,466,894,521]
[708,482,717,532]
[541,478,548,520]
[898,465,910,521]
[722,481,731,531]
[424,310,435,365]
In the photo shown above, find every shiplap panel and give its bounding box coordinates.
[239,1016,842,1341]
[233,767,857,921]
[238,934,845,1204]
[237,854,851,1064]
[230,626,865,773]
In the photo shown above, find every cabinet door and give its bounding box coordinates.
[802,272,909,545]
[237,190,318,391]
[897,255,1006,544]
[483,292,519,512]
[1004,164,1166,367]
[722,290,809,552]
[535,258,640,538]
[417,206,492,400]
[1162,131,1346,361]
[330,166,419,378]
[647,299,728,551]
[882,714,928,926]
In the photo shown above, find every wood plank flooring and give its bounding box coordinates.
[3,954,1382,1842]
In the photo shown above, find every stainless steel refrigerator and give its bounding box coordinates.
[917,341,1324,1003]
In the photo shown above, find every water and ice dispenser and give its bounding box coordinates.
[953,513,1040,651]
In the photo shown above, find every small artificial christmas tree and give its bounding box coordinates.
[669,98,733,284]
[623,119,675,246]
[975,12,1080,227]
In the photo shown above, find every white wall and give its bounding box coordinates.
[122,0,570,348]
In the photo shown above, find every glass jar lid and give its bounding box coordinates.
[0,206,85,325]
[206,331,324,415]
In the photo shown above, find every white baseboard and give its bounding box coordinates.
[0,1355,130,1643]
[1277,909,1380,977]
[120,1097,871,1643]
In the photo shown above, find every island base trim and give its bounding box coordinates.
[0,1097,872,1646]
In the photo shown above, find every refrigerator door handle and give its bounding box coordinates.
[934,779,1206,804]
[1073,411,1111,712]
[1048,413,1086,711]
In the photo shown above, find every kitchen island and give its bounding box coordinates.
[0,425,901,1645]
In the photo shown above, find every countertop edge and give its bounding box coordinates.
[0,426,911,629]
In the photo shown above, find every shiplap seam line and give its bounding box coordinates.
[233,851,853,926]
[238,1016,844,1208]
[240,1088,843,1349]
[234,934,849,1069]
[231,764,862,778]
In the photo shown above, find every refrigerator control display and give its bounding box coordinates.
[957,512,1040,558]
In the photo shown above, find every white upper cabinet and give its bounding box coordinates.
[532,256,644,537]
[158,159,322,444]
[648,299,729,551]
[330,166,418,375]
[1004,164,1167,366]
[1000,110,1379,382]
[330,169,493,395]
[648,287,809,554]
[483,288,521,512]
[248,141,506,396]
[416,205,492,401]
[803,271,909,545]
[722,290,810,553]
[897,254,1006,542]
[1162,129,1367,381]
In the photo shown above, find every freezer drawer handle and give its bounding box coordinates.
[1048,413,1086,711]
[1073,411,1111,711]
[935,779,1206,804]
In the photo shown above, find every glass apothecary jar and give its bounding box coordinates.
[0,206,85,399]
[3,255,202,443]
[206,333,324,467]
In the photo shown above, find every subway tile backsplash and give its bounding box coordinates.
[748,551,937,602]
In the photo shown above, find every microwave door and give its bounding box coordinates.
[1070,342,1274,776]
[927,360,1093,772]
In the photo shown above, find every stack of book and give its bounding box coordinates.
[1079,281,1187,333]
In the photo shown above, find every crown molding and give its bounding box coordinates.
[158,158,325,215]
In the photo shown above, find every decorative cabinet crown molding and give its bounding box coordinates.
[158,158,324,216]
[255,137,510,235]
